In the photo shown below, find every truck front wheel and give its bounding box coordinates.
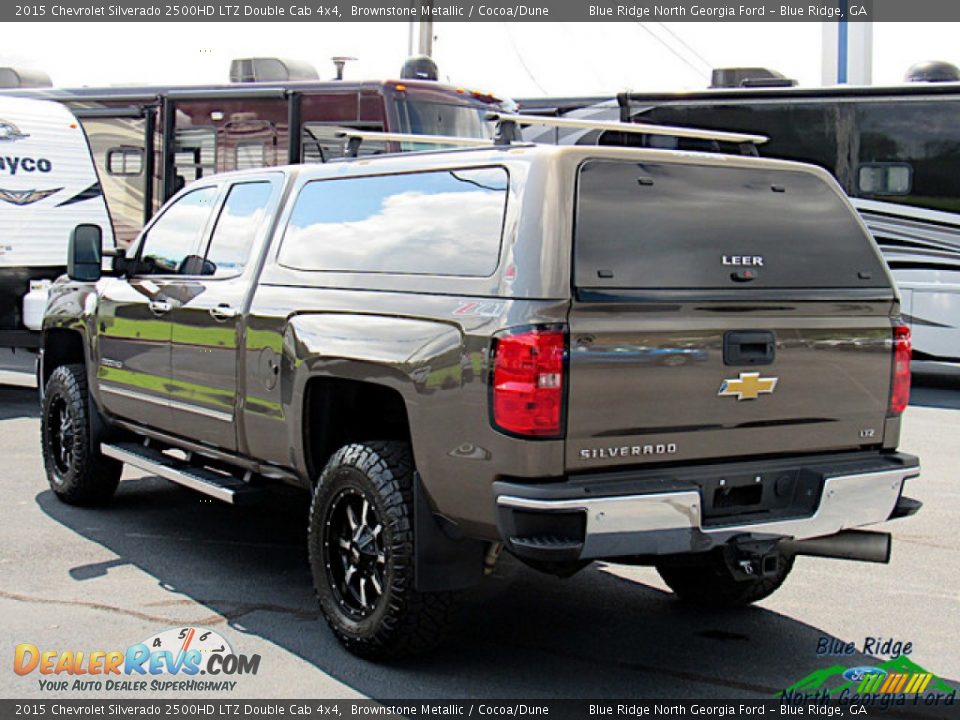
[41,364,122,505]
[655,550,794,607]
[308,441,457,660]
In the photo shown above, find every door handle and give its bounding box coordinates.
[209,304,239,321]
[148,300,172,316]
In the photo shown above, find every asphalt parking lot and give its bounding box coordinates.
[1,349,958,701]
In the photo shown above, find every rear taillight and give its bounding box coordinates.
[890,323,912,415]
[491,327,566,438]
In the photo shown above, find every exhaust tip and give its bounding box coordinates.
[781,530,891,565]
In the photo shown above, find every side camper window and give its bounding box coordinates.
[278,167,508,277]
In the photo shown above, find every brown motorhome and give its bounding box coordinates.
[5,60,504,246]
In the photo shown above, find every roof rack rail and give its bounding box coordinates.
[334,116,768,160]
[486,111,768,147]
[336,129,495,157]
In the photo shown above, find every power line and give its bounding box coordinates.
[633,22,711,81]
[503,23,549,95]
[655,22,714,71]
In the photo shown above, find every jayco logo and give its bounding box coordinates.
[0,156,53,175]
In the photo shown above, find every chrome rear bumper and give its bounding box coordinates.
[495,456,920,561]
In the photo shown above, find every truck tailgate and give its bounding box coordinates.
[567,157,897,472]
[566,299,895,470]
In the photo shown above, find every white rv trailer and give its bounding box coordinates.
[0,96,112,349]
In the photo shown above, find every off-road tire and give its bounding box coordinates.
[656,550,794,607]
[308,441,457,660]
[41,364,122,505]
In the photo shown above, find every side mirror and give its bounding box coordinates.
[67,224,103,282]
[106,247,130,276]
[178,254,217,276]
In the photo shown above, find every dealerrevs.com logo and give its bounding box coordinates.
[14,626,261,693]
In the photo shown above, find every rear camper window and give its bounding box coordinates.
[279,167,508,276]
[574,160,889,291]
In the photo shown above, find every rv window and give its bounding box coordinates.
[106,146,144,176]
[855,100,960,210]
[174,127,217,182]
[858,163,912,196]
[279,167,508,276]
[301,124,386,163]
[136,186,219,276]
[395,100,493,146]
[82,116,155,247]
[236,142,266,170]
[637,102,842,177]
[202,181,275,278]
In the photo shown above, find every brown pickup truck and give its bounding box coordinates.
[38,124,921,660]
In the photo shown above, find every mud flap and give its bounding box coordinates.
[414,473,485,592]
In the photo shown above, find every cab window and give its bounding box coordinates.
[136,186,219,275]
[201,181,275,278]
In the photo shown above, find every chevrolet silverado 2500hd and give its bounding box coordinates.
[39,135,921,659]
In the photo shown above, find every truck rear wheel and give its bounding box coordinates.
[656,550,794,607]
[41,364,122,505]
[308,441,457,660]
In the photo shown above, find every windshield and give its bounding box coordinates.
[395,100,494,149]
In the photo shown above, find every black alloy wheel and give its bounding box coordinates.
[307,441,459,659]
[323,487,387,618]
[41,364,122,505]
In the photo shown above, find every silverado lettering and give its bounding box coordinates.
[580,444,678,459]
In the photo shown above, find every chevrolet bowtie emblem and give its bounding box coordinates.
[718,372,778,401]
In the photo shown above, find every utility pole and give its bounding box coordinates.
[822,16,872,85]
[418,1,433,56]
